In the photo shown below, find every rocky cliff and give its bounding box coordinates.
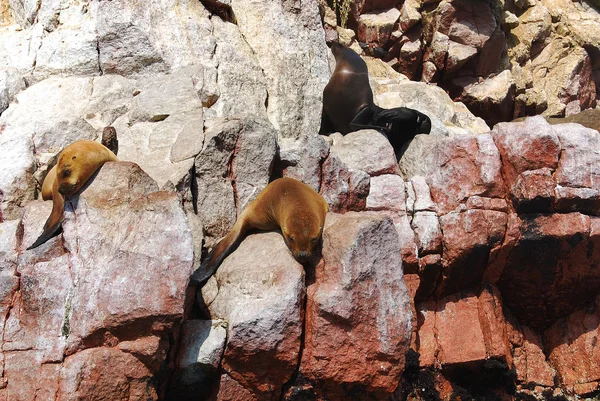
[1,0,600,400]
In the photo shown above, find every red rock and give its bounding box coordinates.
[2,351,60,401]
[545,295,600,395]
[491,116,561,185]
[300,213,411,399]
[506,319,555,387]
[437,209,507,297]
[59,347,157,400]
[510,168,556,213]
[415,253,441,300]
[416,287,511,367]
[498,213,600,331]
[211,374,261,401]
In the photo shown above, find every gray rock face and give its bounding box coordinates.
[194,117,277,242]
[230,0,330,139]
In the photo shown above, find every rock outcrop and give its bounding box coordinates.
[2,0,600,400]
[333,0,600,124]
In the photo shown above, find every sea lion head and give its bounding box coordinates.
[281,213,324,263]
[56,150,86,196]
[373,107,432,143]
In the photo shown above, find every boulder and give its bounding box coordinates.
[2,161,193,400]
[203,232,305,398]
[298,213,412,400]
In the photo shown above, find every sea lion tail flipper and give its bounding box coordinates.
[27,191,65,250]
[189,219,250,286]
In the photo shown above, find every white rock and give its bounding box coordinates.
[177,320,227,370]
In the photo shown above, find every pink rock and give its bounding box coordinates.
[452,71,515,125]
[545,295,600,395]
[5,161,193,401]
[329,130,398,176]
[366,174,405,211]
[428,134,505,215]
[300,213,411,399]
[396,27,423,80]
[555,123,600,190]
[411,211,442,255]
[196,117,276,241]
[357,8,400,48]
[279,135,330,192]
[320,152,370,213]
[205,232,304,396]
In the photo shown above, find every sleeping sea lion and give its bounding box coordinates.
[189,177,329,286]
[41,127,119,201]
[27,140,118,250]
[320,42,431,154]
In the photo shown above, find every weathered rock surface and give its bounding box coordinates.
[1,162,193,400]
[297,213,412,400]
[202,232,305,399]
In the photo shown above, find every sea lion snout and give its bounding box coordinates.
[58,180,79,196]
[417,113,432,134]
[294,250,310,262]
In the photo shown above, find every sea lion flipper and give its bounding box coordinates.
[27,190,65,250]
[189,219,251,286]
[349,106,381,132]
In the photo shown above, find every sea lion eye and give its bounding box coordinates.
[311,237,318,244]
[62,169,71,178]
[72,155,76,160]
[288,236,295,244]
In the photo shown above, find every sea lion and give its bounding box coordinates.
[189,177,329,285]
[320,42,431,154]
[28,140,118,250]
[41,127,119,201]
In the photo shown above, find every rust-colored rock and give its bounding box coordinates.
[545,295,600,396]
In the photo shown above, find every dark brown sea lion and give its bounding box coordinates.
[28,140,118,250]
[320,42,431,154]
[189,177,329,285]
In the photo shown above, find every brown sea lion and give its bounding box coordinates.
[28,140,118,250]
[320,42,431,154]
[41,127,119,201]
[189,177,329,286]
